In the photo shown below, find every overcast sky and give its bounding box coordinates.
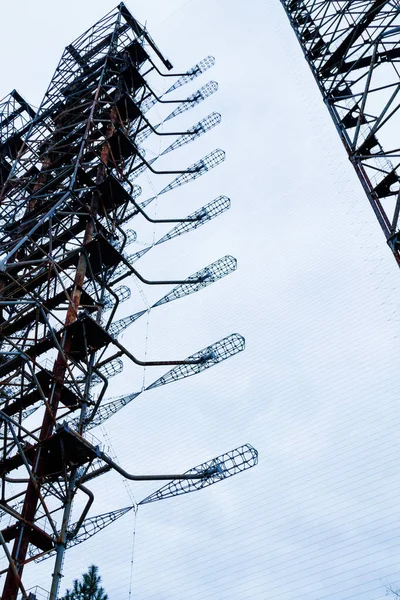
[2,1,400,599]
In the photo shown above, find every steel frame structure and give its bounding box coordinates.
[280,0,400,264]
[0,4,257,599]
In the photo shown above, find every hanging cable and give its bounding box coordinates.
[128,507,138,600]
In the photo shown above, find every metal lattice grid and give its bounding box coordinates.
[280,0,400,265]
[0,4,257,599]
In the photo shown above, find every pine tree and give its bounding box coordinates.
[59,565,108,600]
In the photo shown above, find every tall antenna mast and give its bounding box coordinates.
[0,4,257,598]
[279,0,400,265]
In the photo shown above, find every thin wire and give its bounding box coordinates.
[128,275,151,391]
[100,426,137,506]
[158,0,197,26]
[136,128,165,391]
[141,309,151,391]
[128,507,138,600]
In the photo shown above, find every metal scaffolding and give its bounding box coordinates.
[0,4,257,599]
[279,0,400,265]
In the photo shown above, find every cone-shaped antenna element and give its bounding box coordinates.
[104,258,235,339]
[98,357,124,378]
[89,374,102,387]
[160,113,221,157]
[145,333,245,391]
[103,285,131,310]
[136,84,219,145]
[22,406,39,420]
[160,148,225,194]
[123,195,230,264]
[139,148,225,210]
[135,126,153,144]
[108,309,147,338]
[131,184,142,199]
[125,246,152,265]
[77,373,102,389]
[165,56,215,94]
[68,506,133,547]
[81,334,244,431]
[164,81,218,123]
[129,162,147,181]
[110,258,131,279]
[139,444,258,505]
[152,256,237,308]
[156,196,231,245]
[32,506,133,562]
[83,391,142,430]
[125,229,137,246]
[141,80,218,116]
[66,506,133,549]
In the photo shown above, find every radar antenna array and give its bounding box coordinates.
[0,4,257,598]
[280,0,400,265]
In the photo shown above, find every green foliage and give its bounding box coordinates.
[59,565,108,600]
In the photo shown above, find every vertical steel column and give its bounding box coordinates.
[1,12,123,599]
[279,0,400,265]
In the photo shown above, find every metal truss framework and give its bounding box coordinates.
[0,4,257,599]
[280,0,400,264]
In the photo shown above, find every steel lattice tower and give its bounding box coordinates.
[0,5,258,599]
[280,0,400,265]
